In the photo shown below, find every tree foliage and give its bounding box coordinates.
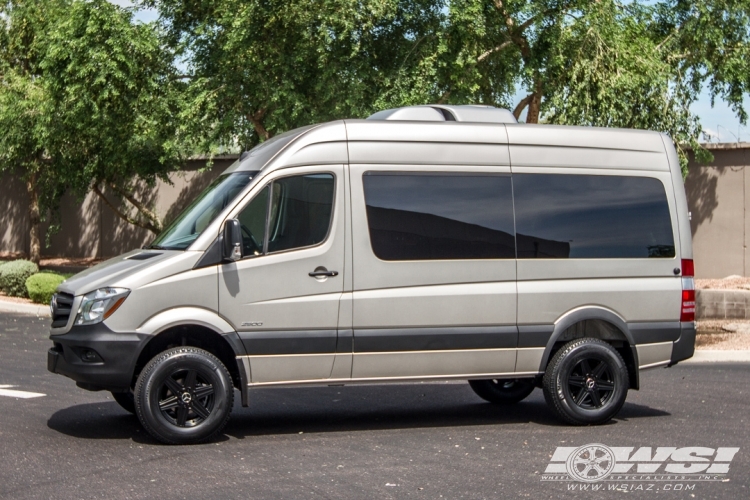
[146,0,446,151]
[149,0,750,174]
[439,0,750,171]
[0,0,183,261]
[41,0,184,233]
[0,0,67,262]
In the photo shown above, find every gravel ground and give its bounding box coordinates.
[696,275,750,290]
[696,332,750,350]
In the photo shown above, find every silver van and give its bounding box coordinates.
[47,105,696,444]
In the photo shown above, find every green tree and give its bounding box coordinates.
[436,0,750,171]
[146,0,446,150]
[0,0,183,264]
[151,0,750,174]
[42,0,184,234]
[0,0,65,264]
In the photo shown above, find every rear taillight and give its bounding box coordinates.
[681,259,695,322]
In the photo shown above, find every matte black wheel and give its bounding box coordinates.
[111,390,136,415]
[134,347,234,445]
[469,378,535,404]
[543,338,629,425]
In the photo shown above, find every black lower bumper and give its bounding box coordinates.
[48,324,149,392]
[670,322,696,366]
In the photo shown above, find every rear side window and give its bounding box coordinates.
[513,174,675,259]
[362,173,516,260]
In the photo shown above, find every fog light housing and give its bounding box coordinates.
[79,349,103,363]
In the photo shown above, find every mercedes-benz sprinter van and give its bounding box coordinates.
[47,105,696,444]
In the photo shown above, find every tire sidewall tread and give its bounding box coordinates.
[542,338,629,426]
[134,346,234,445]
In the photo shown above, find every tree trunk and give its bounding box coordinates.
[248,109,271,141]
[525,78,543,124]
[26,173,41,265]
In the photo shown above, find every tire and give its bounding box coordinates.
[469,378,535,404]
[111,390,136,415]
[542,338,629,425]
[134,347,234,445]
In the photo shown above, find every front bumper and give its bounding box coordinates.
[47,323,149,392]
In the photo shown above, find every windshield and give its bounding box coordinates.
[148,172,256,250]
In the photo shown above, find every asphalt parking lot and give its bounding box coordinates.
[0,312,748,499]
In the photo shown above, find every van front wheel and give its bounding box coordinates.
[542,338,628,425]
[469,378,535,404]
[134,347,234,444]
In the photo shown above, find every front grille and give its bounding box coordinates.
[51,292,74,328]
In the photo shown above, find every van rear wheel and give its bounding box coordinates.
[468,378,535,404]
[134,347,234,445]
[542,338,628,425]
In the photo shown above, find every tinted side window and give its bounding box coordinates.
[513,174,675,259]
[267,174,334,253]
[237,185,268,256]
[362,173,516,260]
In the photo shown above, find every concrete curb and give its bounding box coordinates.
[0,299,50,317]
[684,350,750,363]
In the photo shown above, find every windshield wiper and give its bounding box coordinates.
[144,244,168,250]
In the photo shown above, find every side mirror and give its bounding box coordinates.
[222,219,242,262]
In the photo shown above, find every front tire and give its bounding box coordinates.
[469,378,535,404]
[542,338,629,425]
[134,347,234,445]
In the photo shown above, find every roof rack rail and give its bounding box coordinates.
[366,105,517,124]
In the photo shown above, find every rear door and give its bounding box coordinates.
[219,165,345,384]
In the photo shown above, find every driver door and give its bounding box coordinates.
[219,165,345,384]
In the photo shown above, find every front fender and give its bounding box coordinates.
[136,307,235,336]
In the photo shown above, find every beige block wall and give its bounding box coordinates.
[3,147,750,278]
[0,158,233,260]
[685,145,750,279]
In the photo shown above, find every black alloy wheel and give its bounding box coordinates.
[566,358,615,410]
[157,368,216,427]
[135,347,234,444]
[543,338,629,425]
[469,378,536,404]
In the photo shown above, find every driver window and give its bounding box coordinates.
[267,174,334,253]
[235,173,334,259]
[237,186,269,257]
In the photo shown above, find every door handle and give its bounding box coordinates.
[309,267,339,278]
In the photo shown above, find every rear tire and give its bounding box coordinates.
[134,347,234,445]
[111,390,136,415]
[469,378,535,404]
[542,338,629,425]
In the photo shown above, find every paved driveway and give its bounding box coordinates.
[0,313,748,499]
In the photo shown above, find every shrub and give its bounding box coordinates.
[0,260,39,297]
[26,272,66,304]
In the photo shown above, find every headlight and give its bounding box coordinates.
[75,287,130,326]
